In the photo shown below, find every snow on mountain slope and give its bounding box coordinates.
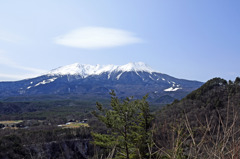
[0,62,204,103]
[48,62,158,78]
[164,87,182,92]
[116,62,155,73]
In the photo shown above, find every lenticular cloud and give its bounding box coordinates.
[54,27,142,49]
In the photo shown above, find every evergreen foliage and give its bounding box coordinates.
[92,91,153,159]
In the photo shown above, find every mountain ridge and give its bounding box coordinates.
[48,62,157,78]
[0,62,203,104]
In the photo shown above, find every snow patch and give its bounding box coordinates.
[108,73,111,79]
[27,86,32,89]
[164,87,182,92]
[149,75,154,80]
[34,77,58,87]
[135,71,143,79]
[116,72,123,80]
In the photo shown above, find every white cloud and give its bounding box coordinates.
[54,27,142,49]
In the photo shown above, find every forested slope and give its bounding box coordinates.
[154,77,240,158]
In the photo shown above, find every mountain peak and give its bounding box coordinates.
[118,62,155,73]
[48,62,158,77]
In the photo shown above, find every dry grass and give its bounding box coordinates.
[60,122,89,129]
[151,95,240,159]
[0,120,23,124]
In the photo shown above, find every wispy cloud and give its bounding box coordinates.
[0,54,46,73]
[54,27,142,49]
[0,73,39,81]
[0,51,47,80]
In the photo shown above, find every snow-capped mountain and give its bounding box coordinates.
[0,62,203,104]
[49,62,156,78]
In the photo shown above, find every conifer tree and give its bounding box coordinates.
[134,95,153,158]
[92,91,152,159]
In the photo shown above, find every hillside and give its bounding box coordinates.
[157,77,240,123]
[154,77,240,158]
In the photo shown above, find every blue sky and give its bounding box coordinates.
[0,0,239,82]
